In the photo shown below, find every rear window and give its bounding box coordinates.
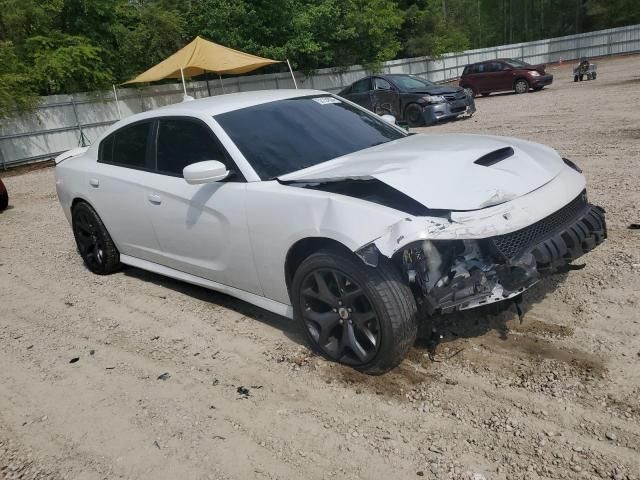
[100,122,151,169]
[215,95,406,180]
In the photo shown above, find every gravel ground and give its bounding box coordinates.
[0,54,639,480]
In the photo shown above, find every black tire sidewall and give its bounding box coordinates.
[71,202,120,275]
[404,104,424,127]
[291,249,417,374]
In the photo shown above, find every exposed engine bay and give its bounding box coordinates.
[393,194,607,316]
[399,240,537,315]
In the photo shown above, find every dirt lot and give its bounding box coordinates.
[1,55,639,480]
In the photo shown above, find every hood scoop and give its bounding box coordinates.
[474,147,514,167]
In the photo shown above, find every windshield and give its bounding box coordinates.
[215,96,406,179]
[503,59,530,68]
[390,75,435,90]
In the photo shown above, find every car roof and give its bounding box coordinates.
[466,58,522,67]
[121,89,324,123]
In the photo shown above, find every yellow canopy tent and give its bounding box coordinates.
[121,36,297,99]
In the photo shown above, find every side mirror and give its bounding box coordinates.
[183,160,229,184]
[380,114,396,125]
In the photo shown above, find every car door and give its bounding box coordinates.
[371,77,401,117]
[493,61,515,90]
[91,120,164,263]
[345,77,374,111]
[143,116,262,295]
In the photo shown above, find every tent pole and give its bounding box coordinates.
[286,59,298,89]
[112,85,122,120]
[218,74,225,94]
[206,72,212,97]
[180,67,187,95]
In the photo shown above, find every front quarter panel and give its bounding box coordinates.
[245,182,408,305]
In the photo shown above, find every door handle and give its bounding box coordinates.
[89,178,99,188]
[147,193,162,205]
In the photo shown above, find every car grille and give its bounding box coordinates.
[490,191,589,259]
[443,91,467,101]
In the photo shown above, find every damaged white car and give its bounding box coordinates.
[55,90,606,374]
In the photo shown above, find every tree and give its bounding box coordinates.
[184,0,403,72]
[0,41,39,118]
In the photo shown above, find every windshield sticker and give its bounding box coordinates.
[313,97,341,105]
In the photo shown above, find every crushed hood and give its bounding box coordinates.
[278,133,565,211]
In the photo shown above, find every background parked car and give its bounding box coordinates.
[0,178,8,211]
[339,74,475,127]
[459,58,553,96]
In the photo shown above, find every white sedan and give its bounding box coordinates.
[55,90,606,373]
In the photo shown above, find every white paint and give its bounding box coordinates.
[120,255,293,318]
[55,89,590,311]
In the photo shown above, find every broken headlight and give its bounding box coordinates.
[423,95,446,104]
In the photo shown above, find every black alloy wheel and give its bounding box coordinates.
[300,268,381,365]
[292,248,418,374]
[72,202,120,274]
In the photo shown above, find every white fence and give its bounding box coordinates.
[1,23,639,169]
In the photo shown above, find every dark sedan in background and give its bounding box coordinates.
[338,74,475,127]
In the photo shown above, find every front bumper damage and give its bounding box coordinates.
[423,96,476,125]
[359,191,606,315]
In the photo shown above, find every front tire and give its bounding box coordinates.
[292,249,418,374]
[72,201,121,275]
[514,79,529,94]
[404,104,425,128]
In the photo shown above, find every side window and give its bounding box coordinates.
[100,134,114,163]
[156,119,229,176]
[490,62,503,72]
[374,78,392,90]
[100,122,152,169]
[351,78,371,93]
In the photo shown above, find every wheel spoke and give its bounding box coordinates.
[304,309,340,344]
[313,271,339,306]
[351,310,376,327]
[340,323,368,362]
[341,286,364,306]
[75,232,93,251]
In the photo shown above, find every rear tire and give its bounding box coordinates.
[514,79,529,94]
[0,190,7,212]
[72,201,121,275]
[291,248,418,374]
[404,104,425,127]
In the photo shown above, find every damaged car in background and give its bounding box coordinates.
[54,90,606,374]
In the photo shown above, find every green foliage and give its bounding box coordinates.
[0,41,39,118]
[0,0,638,117]
[26,33,113,95]
[185,0,404,72]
